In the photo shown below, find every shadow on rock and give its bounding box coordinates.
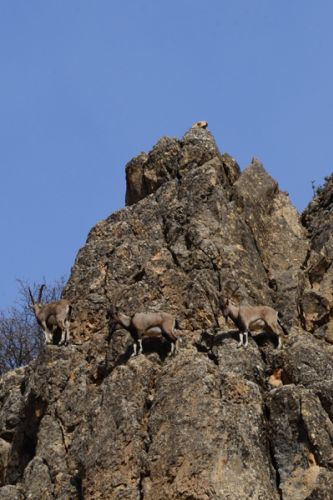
[199,328,281,351]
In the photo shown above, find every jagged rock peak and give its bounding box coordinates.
[64,136,308,346]
[125,126,240,205]
[302,172,333,251]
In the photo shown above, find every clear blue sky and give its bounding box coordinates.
[1,1,332,309]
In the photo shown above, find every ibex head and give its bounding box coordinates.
[202,277,239,320]
[219,280,239,310]
[28,284,46,313]
[220,297,231,319]
[108,289,128,332]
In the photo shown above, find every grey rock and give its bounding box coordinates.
[0,485,24,499]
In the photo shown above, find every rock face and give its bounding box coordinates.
[0,127,333,499]
[301,174,333,341]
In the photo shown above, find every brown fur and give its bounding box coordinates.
[29,286,71,345]
[112,310,178,356]
[221,299,287,349]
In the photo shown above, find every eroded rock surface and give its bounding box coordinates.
[0,126,332,499]
[301,173,333,342]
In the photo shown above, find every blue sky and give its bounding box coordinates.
[1,1,333,309]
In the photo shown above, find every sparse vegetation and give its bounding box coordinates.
[311,174,333,198]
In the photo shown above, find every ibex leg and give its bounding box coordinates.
[237,332,244,348]
[277,335,282,349]
[41,322,53,344]
[62,320,70,345]
[138,338,143,354]
[169,342,175,356]
[58,326,65,345]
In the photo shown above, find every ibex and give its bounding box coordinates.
[220,297,288,349]
[192,120,208,129]
[29,285,71,345]
[110,308,179,356]
[203,279,288,349]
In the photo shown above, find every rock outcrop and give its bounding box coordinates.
[301,174,333,342]
[0,126,332,499]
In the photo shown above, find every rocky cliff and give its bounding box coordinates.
[0,127,333,499]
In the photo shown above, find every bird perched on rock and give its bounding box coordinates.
[192,120,208,129]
